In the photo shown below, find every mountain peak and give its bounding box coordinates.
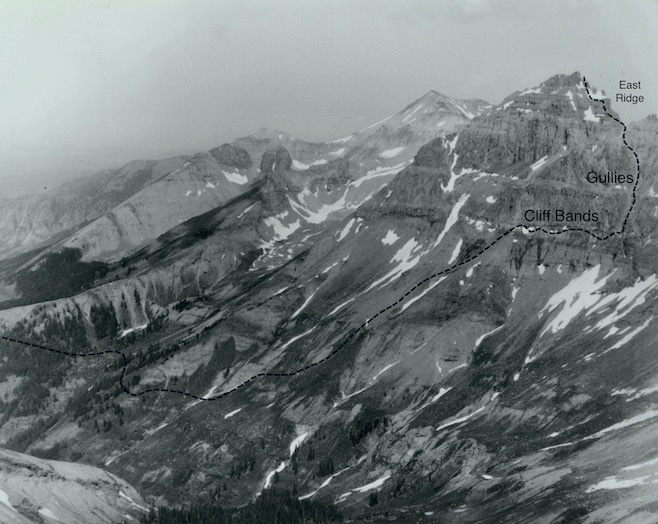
[415,89,449,103]
[247,127,297,140]
[405,90,490,117]
[350,90,491,142]
[539,71,584,90]
[496,71,609,119]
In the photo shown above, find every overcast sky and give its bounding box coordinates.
[1,0,657,192]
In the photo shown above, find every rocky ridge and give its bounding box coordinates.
[0,73,657,523]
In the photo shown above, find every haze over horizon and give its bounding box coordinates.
[1,0,657,194]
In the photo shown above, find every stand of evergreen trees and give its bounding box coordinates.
[138,490,342,524]
[90,303,119,339]
[15,248,109,303]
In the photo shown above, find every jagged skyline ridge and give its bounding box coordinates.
[1,0,656,194]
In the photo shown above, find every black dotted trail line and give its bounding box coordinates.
[0,77,642,402]
[582,77,641,233]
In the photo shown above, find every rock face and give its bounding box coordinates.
[0,447,146,524]
[259,146,293,174]
[1,73,658,523]
[413,137,450,169]
[209,143,253,169]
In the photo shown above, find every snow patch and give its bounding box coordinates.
[119,490,148,512]
[401,276,447,312]
[292,159,309,170]
[565,90,578,111]
[402,104,423,123]
[0,489,14,512]
[591,409,658,439]
[381,229,400,245]
[280,327,316,350]
[446,134,458,153]
[474,325,504,349]
[364,238,428,292]
[587,474,658,492]
[520,87,541,95]
[330,134,354,144]
[442,152,477,192]
[431,387,452,403]
[291,292,317,319]
[448,238,463,264]
[466,263,480,278]
[603,317,653,354]
[623,456,658,471]
[530,156,548,171]
[289,432,309,456]
[119,322,148,338]
[328,298,356,316]
[222,170,248,184]
[587,274,658,332]
[436,406,485,431]
[539,265,612,336]
[380,146,405,159]
[433,193,470,248]
[583,106,601,122]
[224,408,242,419]
[339,473,392,501]
[262,214,301,245]
[38,508,62,521]
[337,218,356,242]
[372,362,399,382]
[352,162,408,188]
[264,461,287,489]
[237,202,257,219]
[322,262,339,274]
[354,473,391,492]
[299,468,350,500]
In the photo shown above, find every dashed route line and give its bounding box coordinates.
[0,77,642,402]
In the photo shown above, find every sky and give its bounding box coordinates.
[1,0,657,193]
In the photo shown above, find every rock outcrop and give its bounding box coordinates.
[209,143,253,169]
[0,447,146,524]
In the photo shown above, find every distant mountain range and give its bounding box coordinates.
[1,72,657,523]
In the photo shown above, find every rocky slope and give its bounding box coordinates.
[0,158,188,260]
[1,73,657,523]
[0,88,488,306]
[0,447,146,523]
